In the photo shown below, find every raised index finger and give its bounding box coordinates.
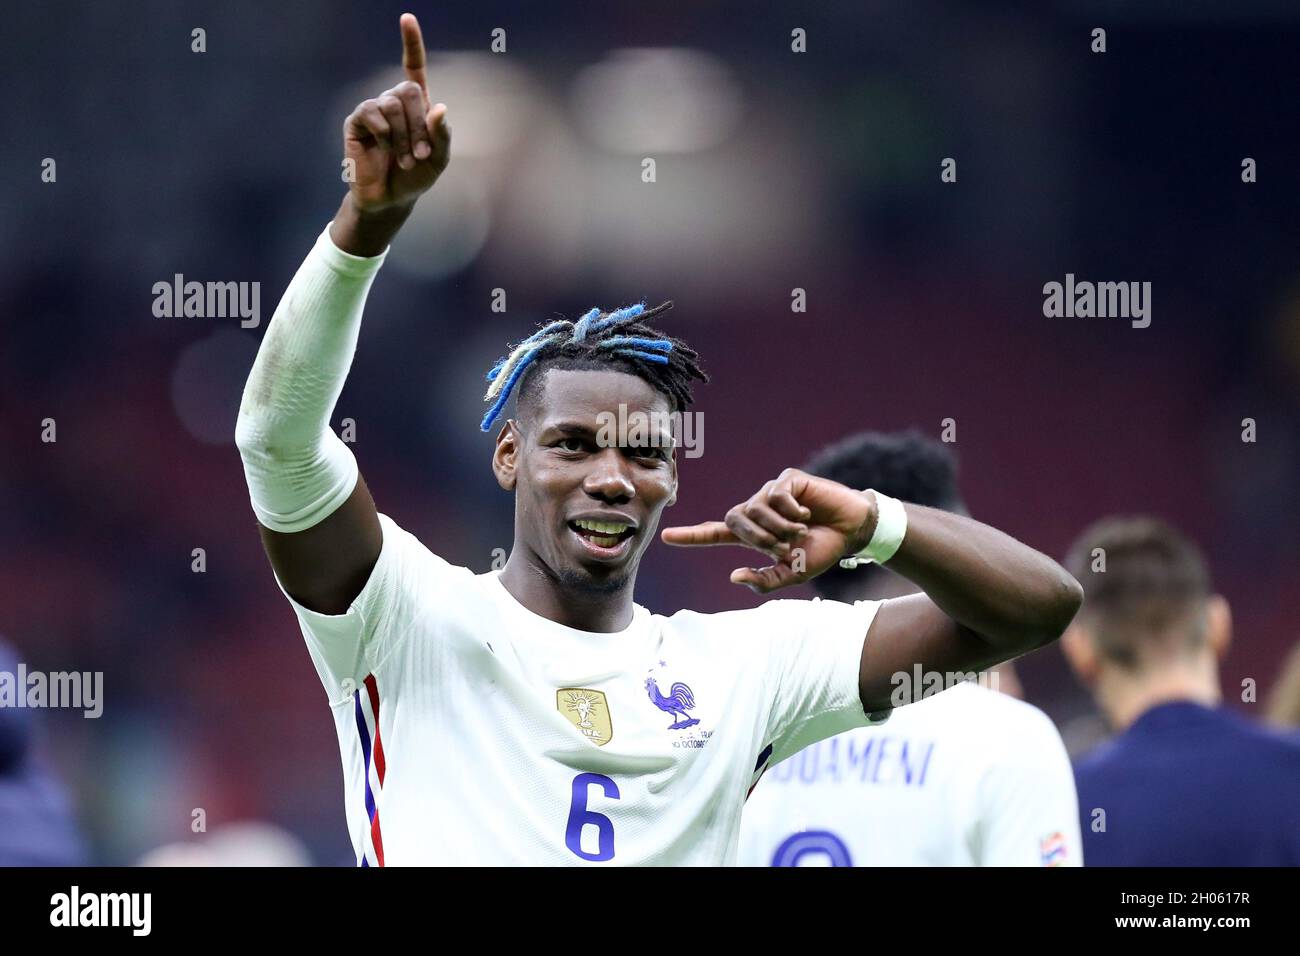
[660,521,738,547]
[400,13,428,93]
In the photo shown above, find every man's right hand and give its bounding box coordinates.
[332,13,451,256]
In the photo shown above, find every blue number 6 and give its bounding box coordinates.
[565,772,620,861]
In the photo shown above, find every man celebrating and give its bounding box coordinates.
[234,14,1082,865]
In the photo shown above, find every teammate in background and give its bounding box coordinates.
[1062,517,1300,865]
[234,14,1082,865]
[0,638,86,865]
[737,432,1082,867]
[1264,641,1300,731]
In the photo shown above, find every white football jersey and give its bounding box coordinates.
[278,513,888,866]
[737,680,1082,866]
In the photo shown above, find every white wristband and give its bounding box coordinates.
[838,490,908,569]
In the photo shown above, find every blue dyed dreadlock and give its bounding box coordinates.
[480,300,707,431]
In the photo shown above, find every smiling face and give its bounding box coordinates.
[492,367,679,594]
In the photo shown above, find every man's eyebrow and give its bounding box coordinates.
[539,418,676,446]
[540,421,598,438]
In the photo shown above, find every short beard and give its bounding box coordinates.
[557,566,632,596]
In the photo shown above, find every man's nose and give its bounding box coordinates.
[583,449,635,501]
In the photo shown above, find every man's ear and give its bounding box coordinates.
[1061,621,1099,688]
[666,448,679,507]
[492,419,520,491]
[1206,594,1232,661]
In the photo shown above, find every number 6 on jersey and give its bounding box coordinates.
[565,773,620,862]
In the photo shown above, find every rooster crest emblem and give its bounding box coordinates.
[645,677,701,730]
[557,688,613,746]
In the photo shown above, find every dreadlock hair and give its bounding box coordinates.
[480,300,708,432]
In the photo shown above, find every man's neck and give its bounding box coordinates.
[498,551,637,633]
[1096,661,1221,732]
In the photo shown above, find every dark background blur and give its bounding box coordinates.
[2,0,1298,864]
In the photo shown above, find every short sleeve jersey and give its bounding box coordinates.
[280,514,887,866]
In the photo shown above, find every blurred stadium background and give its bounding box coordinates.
[2,0,1299,864]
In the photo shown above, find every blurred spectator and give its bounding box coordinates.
[137,821,312,866]
[1062,518,1300,866]
[0,638,87,865]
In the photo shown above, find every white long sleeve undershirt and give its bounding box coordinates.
[234,224,388,533]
